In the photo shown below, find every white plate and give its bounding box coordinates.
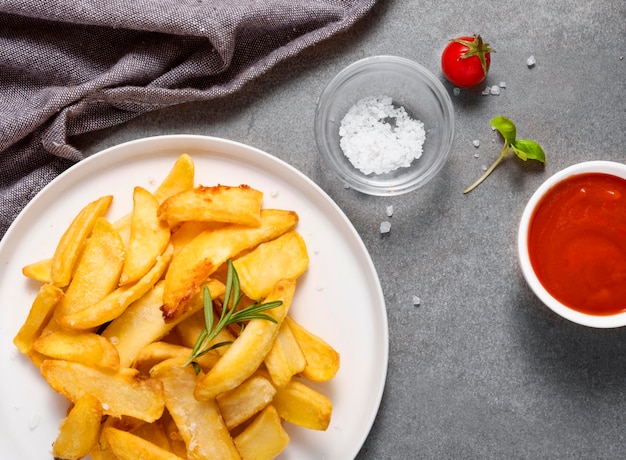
[0,135,388,459]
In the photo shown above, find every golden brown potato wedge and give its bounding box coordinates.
[233,405,290,460]
[134,341,219,375]
[216,375,276,431]
[33,330,120,370]
[41,360,164,422]
[119,187,171,286]
[153,153,195,204]
[55,217,125,319]
[264,320,306,388]
[21,258,52,283]
[272,379,332,431]
[194,278,295,401]
[162,209,298,322]
[58,244,173,330]
[233,230,309,301]
[150,358,241,460]
[158,184,263,229]
[284,316,340,382]
[13,283,64,355]
[52,394,102,460]
[103,427,185,460]
[51,195,113,288]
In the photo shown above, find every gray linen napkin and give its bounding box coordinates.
[0,0,377,238]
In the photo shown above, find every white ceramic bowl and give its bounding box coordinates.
[314,56,454,196]
[518,160,626,328]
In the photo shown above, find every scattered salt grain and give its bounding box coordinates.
[453,87,461,96]
[102,403,110,411]
[526,55,536,67]
[28,414,40,430]
[380,221,391,234]
[481,165,488,171]
[490,85,501,95]
[386,205,394,217]
[472,140,480,148]
[482,87,491,96]
[499,81,507,88]
[474,153,480,158]
[270,190,279,198]
[412,296,421,307]
[109,336,119,345]
[339,96,426,175]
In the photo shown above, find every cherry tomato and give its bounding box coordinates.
[441,34,493,87]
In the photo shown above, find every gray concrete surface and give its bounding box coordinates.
[71,1,626,458]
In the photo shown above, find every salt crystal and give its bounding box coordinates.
[472,140,480,148]
[474,153,480,158]
[379,221,391,234]
[28,414,40,430]
[102,403,110,410]
[270,190,279,198]
[453,87,461,96]
[481,87,491,96]
[526,55,536,67]
[109,336,119,345]
[481,165,488,171]
[490,85,501,95]
[339,96,426,175]
[412,296,421,307]
[386,205,394,217]
[499,81,507,88]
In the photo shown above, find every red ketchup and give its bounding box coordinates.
[528,172,626,316]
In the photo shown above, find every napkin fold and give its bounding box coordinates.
[0,0,377,238]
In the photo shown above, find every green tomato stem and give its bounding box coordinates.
[463,142,510,194]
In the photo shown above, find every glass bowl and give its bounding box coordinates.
[314,55,455,196]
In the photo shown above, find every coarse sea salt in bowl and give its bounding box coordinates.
[314,55,455,196]
[518,161,626,328]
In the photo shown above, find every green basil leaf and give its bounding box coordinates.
[512,138,546,163]
[490,116,516,144]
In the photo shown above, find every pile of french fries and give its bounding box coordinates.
[13,154,340,460]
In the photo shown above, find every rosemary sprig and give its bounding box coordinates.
[184,259,282,374]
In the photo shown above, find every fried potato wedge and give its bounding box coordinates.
[134,341,219,375]
[119,187,171,286]
[284,316,340,382]
[41,360,164,422]
[217,375,276,431]
[233,230,309,301]
[158,184,263,229]
[52,394,102,460]
[194,278,295,401]
[170,221,223,255]
[104,427,184,460]
[55,217,125,319]
[153,153,195,204]
[51,195,113,288]
[21,258,52,283]
[58,244,173,330]
[233,405,290,460]
[150,358,241,460]
[102,279,225,368]
[162,209,298,322]
[272,379,332,431]
[33,330,120,370]
[13,283,64,354]
[264,320,306,388]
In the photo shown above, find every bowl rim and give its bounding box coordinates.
[517,160,626,328]
[314,55,455,196]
